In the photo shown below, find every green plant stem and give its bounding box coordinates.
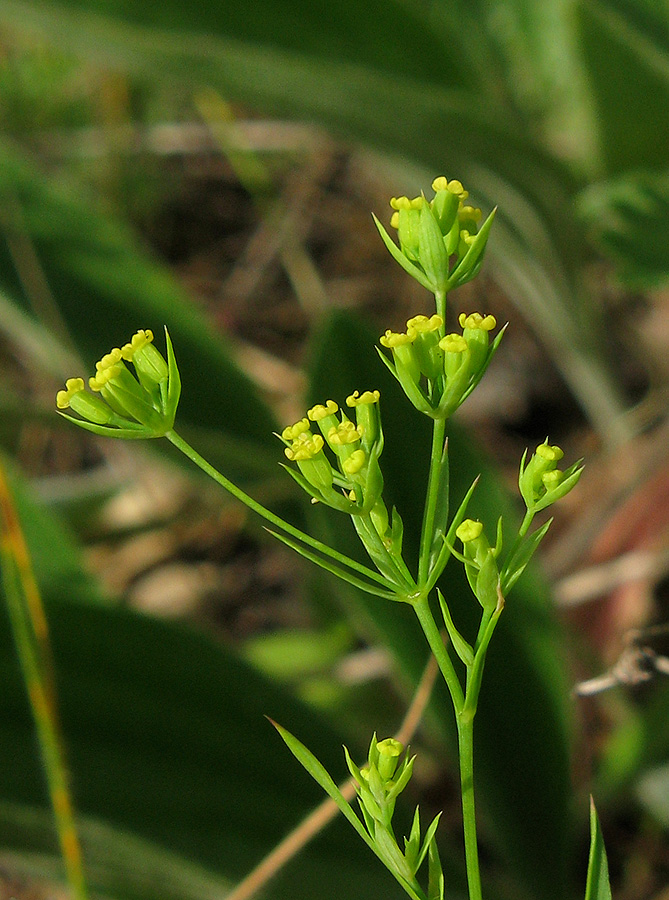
[165,430,389,588]
[413,593,484,899]
[504,508,535,569]
[456,713,483,900]
[418,416,447,585]
[412,593,463,715]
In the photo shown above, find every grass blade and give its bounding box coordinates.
[0,461,88,900]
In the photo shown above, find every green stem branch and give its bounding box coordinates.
[166,430,389,589]
[457,714,483,900]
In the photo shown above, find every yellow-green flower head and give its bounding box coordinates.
[536,443,564,462]
[56,377,85,410]
[346,390,380,407]
[121,329,154,359]
[379,328,417,348]
[406,314,442,334]
[328,421,362,445]
[439,333,468,354]
[342,448,366,475]
[459,312,497,332]
[281,418,310,441]
[55,327,180,439]
[284,432,324,461]
[456,519,484,543]
[307,400,339,421]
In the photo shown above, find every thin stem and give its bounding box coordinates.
[457,714,483,900]
[412,593,463,715]
[435,287,447,323]
[418,417,447,585]
[166,430,389,589]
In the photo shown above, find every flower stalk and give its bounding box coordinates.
[55,175,585,900]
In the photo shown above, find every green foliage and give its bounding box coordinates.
[585,799,613,900]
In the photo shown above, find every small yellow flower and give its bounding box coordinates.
[459,312,497,332]
[456,519,484,543]
[328,421,362,445]
[406,314,442,334]
[89,364,122,392]
[380,329,416,348]
[307,400,339,421]
[536,443,564,462]
[121,329,154,360]
[56,378,85,410]
[284,432,325,461]
[342,449,366,475]
[346,390,380,407]
[281,418,310,441]
[439,334,468,354]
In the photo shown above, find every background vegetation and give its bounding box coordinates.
[0,1,668,898]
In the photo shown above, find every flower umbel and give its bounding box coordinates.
[374,176,496,294]
[55,328,180,439]
[379,311,504,419]
[519,440,584,512]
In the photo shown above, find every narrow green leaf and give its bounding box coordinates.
[585,798,612,900]
[372,215,434,291]
[427,835,445,900]
[265,528,398,600]
[501,519,553,595]
[270,720,373,850]
[417,811,442,872]
[437,589,474,667]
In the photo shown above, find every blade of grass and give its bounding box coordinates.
[0,461,89,900]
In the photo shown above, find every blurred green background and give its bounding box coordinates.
[0,1,668,899]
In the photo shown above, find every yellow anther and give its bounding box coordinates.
[459,312,497,331]
[281,418,310,441]
[460,230,475,246]
[89,364,122,392]
[307,400,339,421]
[406,314,443,333]
[121,329,155,360]
[439,334,468,353]
[390,211,400,229]
[536,443,564,462]
[448,180,468,199]
[456,519,484,543]
[343,449,366,475]
[431,176,449,192]
[390,196,412,211]
[380,329,416,348]
[95,347,123,372]
[328,421,361,446]
[410,196,425,209]
[56,377,85,409]
[284,432,324,461]
[459,205,482,222]
[346,390,380,407]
